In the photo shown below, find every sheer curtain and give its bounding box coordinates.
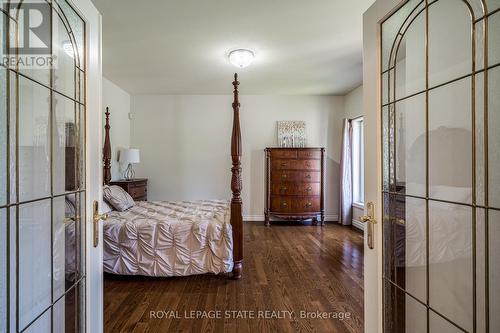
[339,119,353,225]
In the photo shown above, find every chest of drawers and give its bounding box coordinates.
[264,148,325,226]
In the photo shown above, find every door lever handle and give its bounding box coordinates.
[361,202,376,250]
[93,201,108,247]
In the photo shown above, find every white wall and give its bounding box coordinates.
[130,95,345,219]
[102,77,131,181]
[344,85,363,120]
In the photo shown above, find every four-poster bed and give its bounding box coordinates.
[101,74,243,279]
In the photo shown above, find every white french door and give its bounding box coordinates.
[0,0,102,332]
[364,0,500,332]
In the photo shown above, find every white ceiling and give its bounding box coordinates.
[92,0,374,95]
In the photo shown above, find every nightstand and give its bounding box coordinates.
[109,178,148,201]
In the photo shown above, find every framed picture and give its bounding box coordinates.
[277,121,306,147]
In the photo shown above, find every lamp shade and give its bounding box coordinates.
[119,148,140,164]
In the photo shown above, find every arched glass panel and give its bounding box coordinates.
[381,0,498,332]
[0,0,86,331]
[428,0,473,87]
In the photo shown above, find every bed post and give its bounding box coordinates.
[231,73,243,279]
[103,107,112,186]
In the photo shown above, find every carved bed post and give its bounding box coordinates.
[103,107,112,186]
[231,73,243,279]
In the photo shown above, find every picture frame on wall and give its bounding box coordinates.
[277,121,307,147]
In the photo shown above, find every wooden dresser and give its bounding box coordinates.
[265,148,325,226]
[109,178,148,201]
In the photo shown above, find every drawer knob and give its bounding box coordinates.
[306,162,311,167]
[305,174,311,179]
[281,187,287,191]
[306,187,312,191]
[281,202,288,207]
[281,174,287,178]
[305,202,312,208]
[281,162,287,167]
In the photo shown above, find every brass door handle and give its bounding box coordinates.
[93,201,108,247]
[361,202,376,250]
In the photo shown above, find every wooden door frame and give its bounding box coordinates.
[362,1,404,332]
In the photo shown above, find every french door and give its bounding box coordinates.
[1,0,103,332]
[380,0,499,332]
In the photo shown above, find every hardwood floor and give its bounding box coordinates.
[104,221,364,333]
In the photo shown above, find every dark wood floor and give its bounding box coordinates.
[104,221,364,333]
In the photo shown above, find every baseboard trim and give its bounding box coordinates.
[352,219,365,231]
[243,214,339,222]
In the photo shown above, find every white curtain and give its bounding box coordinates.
[339,119,352,225]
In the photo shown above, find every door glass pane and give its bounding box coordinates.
[57,0,85,70]
[381,0,423,72]
[489,66,500,209]
[429,77,472,204]
[11,0,51,86]
[429,310,462,333]
[77,192,84,277]
[394,11,425,101]
[53,195,77,300]
[476,208,486,333]
[0,208,6,332]
[53,93,77,195]
[8,71,16,202]
[428,0,472,87]
[475,72,485,206]
[395,196,427,301]
[2,0,86,331]
[53,287,76,333]
[429,201,472,332]
[489,12,500,67]
[53,8,76,99]
[395,93,426,197]
[19,199,51,330]
[18,76,51,202]
[486,0,500,13]
[78,106,85,189]
[23,308,51,333]
[383,281,427,333]
[490,209,500,332]
[0,67,6,205]
[383,107,390,192]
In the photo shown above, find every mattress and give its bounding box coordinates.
[103,200,233,277]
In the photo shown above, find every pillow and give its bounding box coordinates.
[103,185,135,211]
[101,199,114,214]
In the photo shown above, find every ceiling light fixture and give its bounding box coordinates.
[62,40,75,58]
[228,49,255,68]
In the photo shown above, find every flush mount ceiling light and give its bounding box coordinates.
[228,49,255,68]
[62,40,75,58]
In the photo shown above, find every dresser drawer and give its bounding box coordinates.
[271,171,321,183]
[298,150,322,159]
[271,182,320,196]
[270,149,297,159]
[271,159,320,171]
[129,186,147,199]
[270,196,320,213]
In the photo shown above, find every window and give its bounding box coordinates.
[352,117,364,205]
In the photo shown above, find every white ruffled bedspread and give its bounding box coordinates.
[103,200,233,277]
